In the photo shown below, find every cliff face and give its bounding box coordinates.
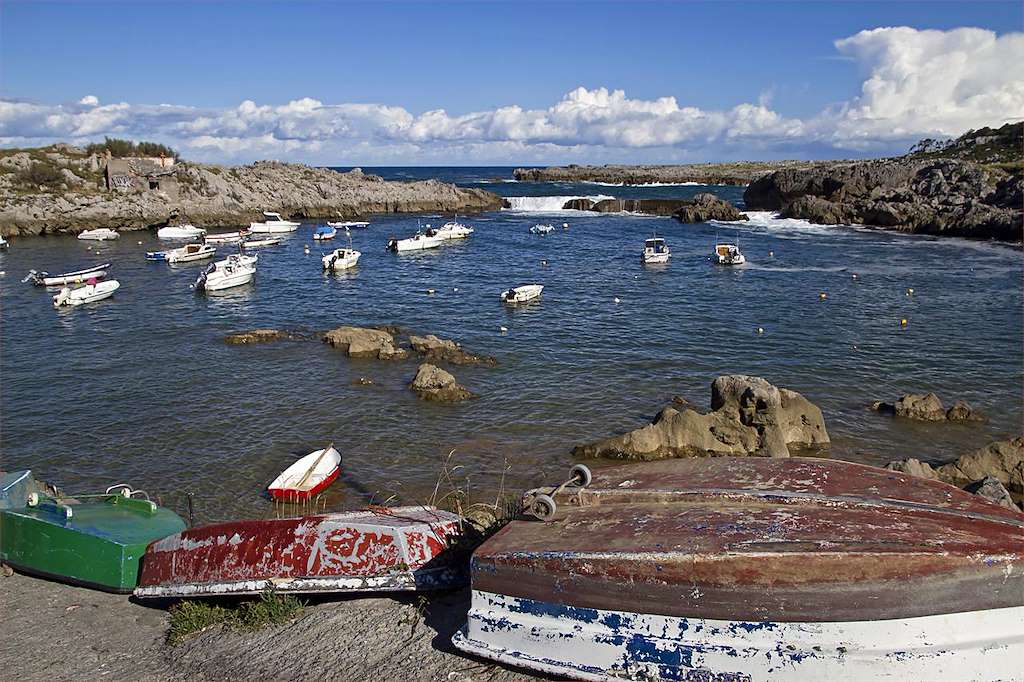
[744,158,1023,242]
[0,149,503,236]
[513,161,840,186]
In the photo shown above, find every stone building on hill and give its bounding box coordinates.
[103,154,179,199]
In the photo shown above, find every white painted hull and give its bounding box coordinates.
[157,225,206,240]
[389,236,442,252]
[53,280,120,307]
[166,245,216,263]
[322,249,361,271]
[250,223,300,234]
[454,590,1024,682]
[77,229,119,241]
[530,225,554,235]
[313,228,337,240]
[202,269,254,292]
[30,265,109,286]
[205,232,249,244]
[717,254,746,265]
[241,238,281,248]
[327,221,369,229]
[502,284,543,304]
[643,252,670,264]
[434,223,474,239]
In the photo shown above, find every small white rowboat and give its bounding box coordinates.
[77,228,119,241]
[53,280,120,307]
[267,445,342,501]
[241,238,281,249]
[204,230,250,244]
[25,263,111,287]
[501,284,543,304]
[157,224,206,240]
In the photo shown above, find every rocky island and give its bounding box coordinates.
[513,160,839,186]
[0,141,503,237]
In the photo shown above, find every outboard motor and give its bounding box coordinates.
[386,238,398,252]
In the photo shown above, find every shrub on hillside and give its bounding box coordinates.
[84,137,178,159]
[15,162,64,189]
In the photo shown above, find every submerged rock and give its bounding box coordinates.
[409,334,497,366]
[224,329,295,344]
[573,375,829,460]
[409,363,473,402]
[323,326,408,360]
[871,393,986,423]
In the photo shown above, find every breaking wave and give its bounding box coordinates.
[503,195,615,212]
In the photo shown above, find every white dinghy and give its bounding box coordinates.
[195,254,256,292]
[157,224,206,240]
[387,231,442,253]
[53,279,120,307]
[163,243,217,264]
[204,230,250,244]
[0,235,9,249]
[322,248,361,272]
[241,237,281,249]
[433,220,474,240]
[77,228,119,241]
[24,262,111,287]
[250,212,300,234]
[642,236,671,264]
[327,220,370,229]
[530,224,554,235]
[501,284,543,304]
[267,445,342,501]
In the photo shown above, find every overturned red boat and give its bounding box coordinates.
[135,506,464,598]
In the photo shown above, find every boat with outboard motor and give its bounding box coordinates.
[387,230,442,252]
[322,247,361,272]
[715,242,745,265]
[24,262,111,286]
[154,242,217,264]
[501,284,543,304]
[642,235,671,264]
[250,211,300,233]
[77,228,119,241]
[453,456,1024,682]
[195,253,256,292]
[53,279,120,306]
[157,224,206,240]
[313,225,338,241]
[433,220,474,240]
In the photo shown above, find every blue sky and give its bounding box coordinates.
[1,1,1022,164]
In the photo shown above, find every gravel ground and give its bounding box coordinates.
[0,571,540,682]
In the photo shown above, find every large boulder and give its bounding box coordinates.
[409,334,497,366]
[573,375,829,460]
[323,326,408,360]
[673,193,747,224]
[409,363,473,402]
[872,393,986,423]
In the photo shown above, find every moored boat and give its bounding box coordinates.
[24,262,111,286]
[157,224,206,240]
[195,254,256,292]
[0,485,186,593]
[530,224,554,235]
[0,235,9,249]
[433,220,474,240]
[501,284,543,304]
[313,225,338,241]
[453,457,1024,682]
[204,229,251,244]
[715,242,745,265]
[642,235,670,264]
[322,247,361,272]
[134,506,465,598]
[267,445,342,501]
[164,242,217,264]
[327,220,370,229]
[387,231,442,252]
[53,279,120,307]
[77,228,119,241]
[241,237,281,249]
[250,211,300,233]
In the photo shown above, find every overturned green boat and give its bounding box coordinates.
[0,487,186,593]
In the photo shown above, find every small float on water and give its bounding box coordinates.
[530,224,554,235]
[327,220,370,229]
[204,229,250,244]
[157,224,206,240]
[195,254,256,292]
[642,235,670,264]
[453,457,1024,682]
[313,225,338,241]
[134,505,465,598]
[24,262,111,286]
[267,444,342,501]
[250,211,300,233]
[501,284,543,304]
[714,242,746,265]
[53,279,120,307]
[0,485,186,593]
[77,228,119,241]
[387,230,442,252]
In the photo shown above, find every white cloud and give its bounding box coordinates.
[1,26,1020,163]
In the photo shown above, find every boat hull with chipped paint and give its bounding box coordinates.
[453,457,1024,681]
[134,506,465,599]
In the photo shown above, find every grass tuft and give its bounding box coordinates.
[166,590,305,645]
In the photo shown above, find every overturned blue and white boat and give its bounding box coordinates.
[453,457,1024,682]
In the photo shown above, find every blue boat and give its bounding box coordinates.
[145,251,168,261]
[313,225,337,241]
[0,470,35,510]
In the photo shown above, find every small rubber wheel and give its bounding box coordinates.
[531,494,557,521]
[569,464,593,488]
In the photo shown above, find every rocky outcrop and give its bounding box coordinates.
[408,334,497,366]
[224,329,296,344]
[673,193,747,223]
[573,375,829,460]
[886,436,1024,509]
[513,161,838,186]
[322,326,409,360]
[871,393,986,423]
[0,148,503,237]
[744,158,1023,241]
[409,363,473,402]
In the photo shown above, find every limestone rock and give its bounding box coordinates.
[224,329,294,344]
[963,476,1019,511]
[946,400,986,422]
[673,193,748,223]
[886,436,1024,506]
[409,363,473,402]
[884,457,938,480]
[573,375,829,460]
[894,393,947,421]
[323,326,408,360]
[409,334,497,366]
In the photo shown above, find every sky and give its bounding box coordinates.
[1,0,1022,165]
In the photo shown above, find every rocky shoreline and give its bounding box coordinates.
[0,146,503,237]
[513,160,839,186]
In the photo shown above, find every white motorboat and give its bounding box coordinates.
[0,235,8,249]
[241,237,281,249]
[715,242,746,265]
[157,224,206,240]
[322,248,361,272]
[24,262,110,287]
[195,254,256,292]
[204,230,251,244]
[164,243,217,264]
[53,279,120,307]
[434,220,475,240]
[313,225,338,241]
[530,224,554,235]
[642,236,671,264]
[327,221,370,229]
[387,231,442,252]
[501,284,544,304]
[77,228,119,241]
[250,211,300,233]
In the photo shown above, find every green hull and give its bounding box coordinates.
[0,494,186,593]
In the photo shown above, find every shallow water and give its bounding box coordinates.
[1,168,1021,523]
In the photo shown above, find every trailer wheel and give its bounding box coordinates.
[569,464,592,488]
[531,494,557,521]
